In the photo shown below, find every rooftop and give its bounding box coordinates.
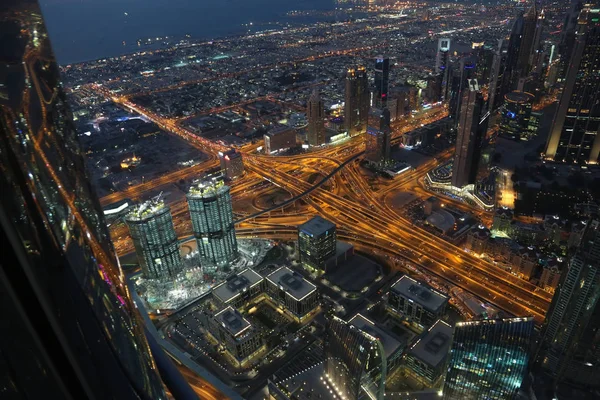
[505,91,535,104]
[213,306,252,338]
[125,199,168,222]
[349,314,404,359]
[212,268,263,304]
[188,177,229,198]
[298,216,336,238]
[266,125,295,137]
[391,275,448,313]
[408,320,453,368]
[425,210,455,233]
[266,267,316,301]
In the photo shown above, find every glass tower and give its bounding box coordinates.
[187,178,238,268]
[298,216,336,273]
[443,317,534,400]
[544,5,600,164]
[324,316,386,400]
[345,65,370,137]
[536,218,600,388]
[0,0,166,397]
[374,56,390,108]
[307,89,325,146]
[125,200,184,280]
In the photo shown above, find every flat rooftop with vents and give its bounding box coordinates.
[407,320,453,369]
[391,275,448,314]
[349,313,404,360]
[266,266,316,301]
[213,306,252,338]
[298,216,336,238]
[212,268,263,305]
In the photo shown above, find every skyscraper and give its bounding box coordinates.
[298,216,336,273]
[324,316,386,400]
[443,317,534,400]
[436,38,451,71]
[515,4,539,79]
[535,219,600,388]
[544,5,600,164]
[307,89,326,146]
[187,178,238,268]
[365,127,386,165]
[452,79,486,188]
[499,91,535,140]
[449,58,476,123]
[126,199,184,280]
[488,40,509,112]
[0,1,167,397]
[374,56,390,108]
[345,65,370,137]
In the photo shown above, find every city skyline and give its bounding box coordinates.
[3,0,600,399]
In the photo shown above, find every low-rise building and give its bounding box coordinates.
[207,306,264,367]
[539,257,565,293]
[219,149,244,180]
[264,125,297,154]
[266,267,319,323]
[212,268,265,310]
[387,275,449,330]
[510,246,539,280]
[466,225,490,255]
[492,207,514,233]
[404,320,453,388]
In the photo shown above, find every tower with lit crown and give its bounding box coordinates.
[345,65,370,137]
[307,89,325,146]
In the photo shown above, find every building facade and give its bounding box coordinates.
[452,79,486,188]
[265,267,319,323]
[219,149,244,179]
[0,2,168,397]
[443,317,534,400]
[126,200,184,280]
[544,5,600,164]
[345,66,370,137]
[325,316,386,400]
[307,90,326,146]
[387,275,449,330]
[536,219,600,387]
[500,91,535,140]
[298,216,337,272]
[374,56,390,108]
[187,179,238,269]
[365,126,387,165]
[265,125,297,154]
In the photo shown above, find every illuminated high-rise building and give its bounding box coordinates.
[125,199,184,280]
[307,89,326,146]
[499,91,535,140]
[187,178,238,267]
[535,219,600,388]
[449,58,476,123]
[0,1,169,397]
[544,5,600,164]
[365,127,386,165]
[219,148,244,179]
[298,216,336,273]
[488,40,509,111]
[345,65,370,137]
[515,4,539,79]
[374,56,390,108]
[452,79,486,188]
[435,38,451,71]
[443,317,534,400]
[324,316,386,400]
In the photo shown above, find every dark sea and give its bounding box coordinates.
[40,0,345,65]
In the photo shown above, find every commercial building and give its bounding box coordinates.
[487,40,509,112]
[452,79,486,188]
[449,58,476,123]
[207,306,264,367]
[265,267,319,323]
[404,320,453,388]
[324,316,386,400]
[443,317,534,400]
[212,268,265,310]
[387,275,449,330]
[298,216,337,272]
[499,91,535,140]
[125,199,184,280]
[365,126,387,165]
[345,65,370,137]
[373,56,390,108]
[466,225,491,255]
[544,5,600,164]
[264,125,297,154]
[435,38,451,72]
[538,257,565,294]
[0,3,168,396]
[536,219,600,388]
[187,178,238,269]
[349,314,405,372]
[219,149,244,179]
[307,90,325,146]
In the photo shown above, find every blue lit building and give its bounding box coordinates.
[499,91,535,140]
[443,317,534,400]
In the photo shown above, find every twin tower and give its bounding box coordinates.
[125,178,237,280]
